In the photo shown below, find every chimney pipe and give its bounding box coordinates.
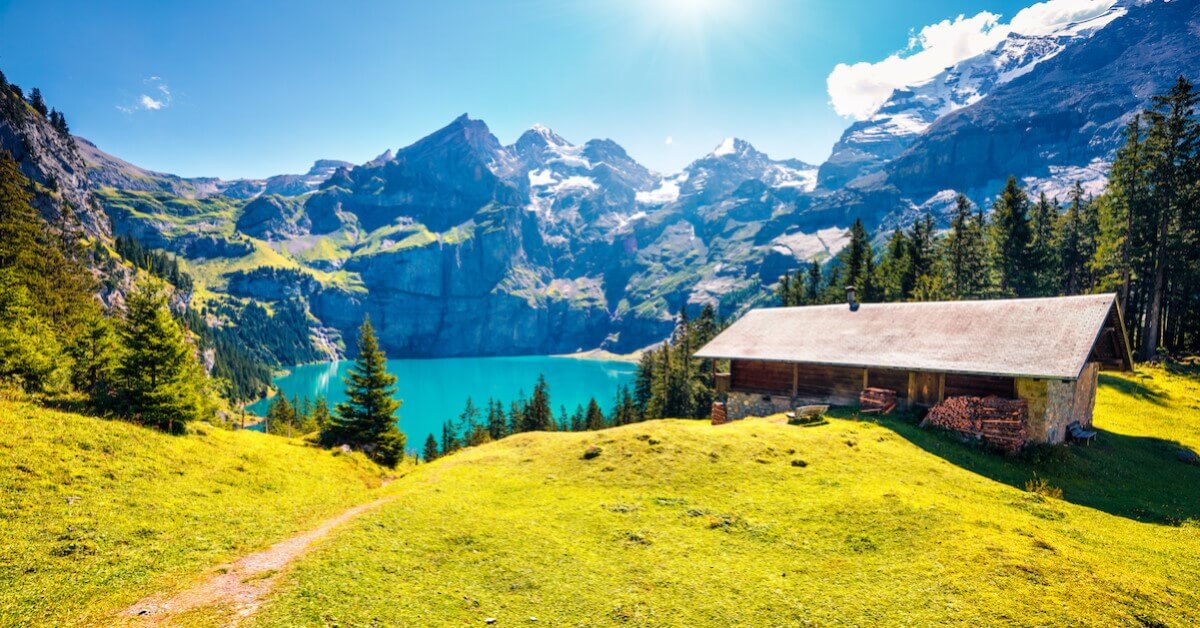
[846,285,859,312]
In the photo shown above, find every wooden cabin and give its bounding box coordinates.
[694,292,1133,445]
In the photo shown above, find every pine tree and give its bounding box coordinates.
[441,420,457,455]
[843,218,872,294]
[1059,182,1091,294]
[874,229,909,301]
[310,395,333,430]
[423,433,439,462]
[266,393,294,436]
[1138,76,1199,360]
[1028,192,1060,296]
[116,279,208,432]
[66,311,119,401]
[991,176,1034,296]
[570,404,585,432]
[945,194,990,298]
[325,317,405,465]
[633,350,655,418]
[0,269,61,392]
[584,398,606,431]
[902,214,936,298]
[508,393,527,434]
[523,375,553,431]
[0,154,96,333]
[28,87,47,117]
[805,261,822,303]
[486,398,507,440]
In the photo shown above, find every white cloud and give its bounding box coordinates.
[139,94,165,110]
[664,136,673,145]
[118,77,173,114]
[1009,0,1116,35]
[826,0,1116,120]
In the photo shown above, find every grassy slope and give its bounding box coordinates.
[0,402,393,626]
[254,368,1200,627]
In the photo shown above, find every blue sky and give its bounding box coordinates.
[0,0,1057,179]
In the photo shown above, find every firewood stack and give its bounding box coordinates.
[859,387,897,414]
[923,396,1028,454]
[711,402,728,426]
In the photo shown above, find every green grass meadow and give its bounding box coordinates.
[253,367,1200,626]
[1,367,1198,626]
[0,402,393,626]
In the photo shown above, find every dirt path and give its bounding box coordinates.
[121,494,397,625]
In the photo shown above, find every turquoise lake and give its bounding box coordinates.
[248,356,638,450]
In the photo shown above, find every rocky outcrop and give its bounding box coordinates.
[236,195,309,239]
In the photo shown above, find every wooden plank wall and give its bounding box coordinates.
[866,369,909,399]
[945,374,1017,399]
[732,360,1019,404]
[793,363,863,399]
[731,360,864,398]
[730,360,793,394]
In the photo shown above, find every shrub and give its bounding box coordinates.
[1025,475,1063,500]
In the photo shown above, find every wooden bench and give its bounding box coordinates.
[786,404,829,424]
[1067,421,1097,445]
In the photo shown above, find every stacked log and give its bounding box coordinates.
[860,387,897,414]
[711,402,728,426]
[924,396,1028,454]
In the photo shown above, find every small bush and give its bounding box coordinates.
[791,459,808,468]
[582,445,602,460]
[1025,475,1063,500]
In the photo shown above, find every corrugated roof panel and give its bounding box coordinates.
[694,294,1123,380]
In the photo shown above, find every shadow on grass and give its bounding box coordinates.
[1098,373,1169,407]
[828,407,1200,525]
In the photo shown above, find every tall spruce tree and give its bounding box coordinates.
[310,395,333,430]
[1138,76,1199,359]
[1060,182,1092,294]
[991,176,1034,296]
[584,398,606,431]
[902,214,936,298]
[117,279,208,432]
[523,375,554,431]
[843,218,873,296]
[945,194,990,298]
[325,317,406,465]
[423,433,439,462]
[1028,192,1060,296]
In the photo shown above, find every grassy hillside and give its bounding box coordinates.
[0,402,393,626]
[253,367,1200,626]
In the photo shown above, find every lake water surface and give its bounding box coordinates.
[249,356,638,451]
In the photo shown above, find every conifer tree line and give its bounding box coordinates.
[779,77,1200,361]
[427,373,637,461]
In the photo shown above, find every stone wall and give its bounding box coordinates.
[725,392,794,420]
[1017,363,1100,444]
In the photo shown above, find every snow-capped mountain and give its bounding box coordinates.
[818,2,1127,189]
[512,123,658,231]
[676,138,817,202]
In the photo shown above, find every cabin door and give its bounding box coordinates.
[910,372,941,407]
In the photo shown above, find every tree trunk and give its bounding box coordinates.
[1141,212,1170,361]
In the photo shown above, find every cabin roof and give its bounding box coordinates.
[694,293,1133,380]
